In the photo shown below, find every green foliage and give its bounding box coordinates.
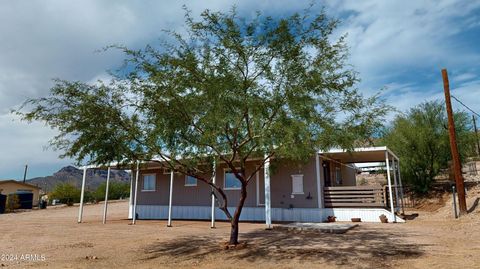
[17,6,389,243]
[6,194,20,212]
[18,7,388,172]
[381,101,473,194]
[50,183,81,206]
[83,190,95,204]
[94,181,130,201]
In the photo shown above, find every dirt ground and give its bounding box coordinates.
[1,187,479,269]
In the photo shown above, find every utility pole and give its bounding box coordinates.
[23,164,28,183]
[473,115,480,156]
[442,69,467,215]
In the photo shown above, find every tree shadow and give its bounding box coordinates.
[402,213,419,220]
[141,225,424,268]
[467,198,479,213]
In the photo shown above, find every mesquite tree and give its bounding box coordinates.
[18,7,388,245]
[381,101,474,194]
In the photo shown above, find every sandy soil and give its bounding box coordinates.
[1,188,479,269]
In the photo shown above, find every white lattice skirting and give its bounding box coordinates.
[132,205,404,223]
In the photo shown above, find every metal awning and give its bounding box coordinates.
[319,146,399,163]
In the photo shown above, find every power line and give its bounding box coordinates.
[451,95,480,118]
[451,94,480,156]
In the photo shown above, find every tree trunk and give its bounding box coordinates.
[229,184,247,245]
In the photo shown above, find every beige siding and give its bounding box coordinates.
[135,162,259,207]
[341,165,357,186]
[135,157,320,209]
[0,182,40,206]
[270,157,318,208]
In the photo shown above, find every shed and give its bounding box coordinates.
[0,180,41,207]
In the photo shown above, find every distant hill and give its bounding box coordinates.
[27,166,131,192]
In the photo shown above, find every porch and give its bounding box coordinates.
[319,146,405,220]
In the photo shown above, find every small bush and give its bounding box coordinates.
[50,183,81,206]
[94,181,130,201]
[5,194,20,212]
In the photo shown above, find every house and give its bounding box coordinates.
[0,180,41,207]
[77,146,405,225]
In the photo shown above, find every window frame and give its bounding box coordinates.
[184,175,198,187]
[141,173,157,192]
[291,174,304,195]
[223,168,242,190]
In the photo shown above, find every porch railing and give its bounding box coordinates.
[324,186,385,208]
[383,185,404,211]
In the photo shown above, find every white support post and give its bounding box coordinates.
[132,162,140,225]
[385,152,396,222]
[77,167,87,223]
[264,154,272,229]
[102,167,111,224]
[128,169,133,219]
[256,166,260,206]
[315,153,323,208]
[211,161,216,228]
[397,158,405,214]
[167,170,174,227]
[392,159,400,213]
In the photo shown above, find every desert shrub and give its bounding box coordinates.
[94,181,130,201]
[382,101,474,194]
[83,190,96,204]
[357,177,368,186]
[50,183,81,206]
[5,194,20,212]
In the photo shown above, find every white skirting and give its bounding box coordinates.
[128,203,133,219]
[135,205,404,223]
[323,208,404,223]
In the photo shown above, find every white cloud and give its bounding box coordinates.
[381,79,480,119]
[0,0,313,178]
[452,80,480,113]
[452,73,477,83]
[0,114,74,179]
[327,0,480,93]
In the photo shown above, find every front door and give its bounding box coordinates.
[323,161,332,187]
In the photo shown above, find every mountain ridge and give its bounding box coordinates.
[27,166,131,192]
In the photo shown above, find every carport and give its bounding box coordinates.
[319,146,404,222]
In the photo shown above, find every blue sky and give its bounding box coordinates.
[1,0,479,179]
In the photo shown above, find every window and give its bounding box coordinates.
[185,175,197,186]
[291,174,304,194]
[224,169,242,190]
[142,174,156,191]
